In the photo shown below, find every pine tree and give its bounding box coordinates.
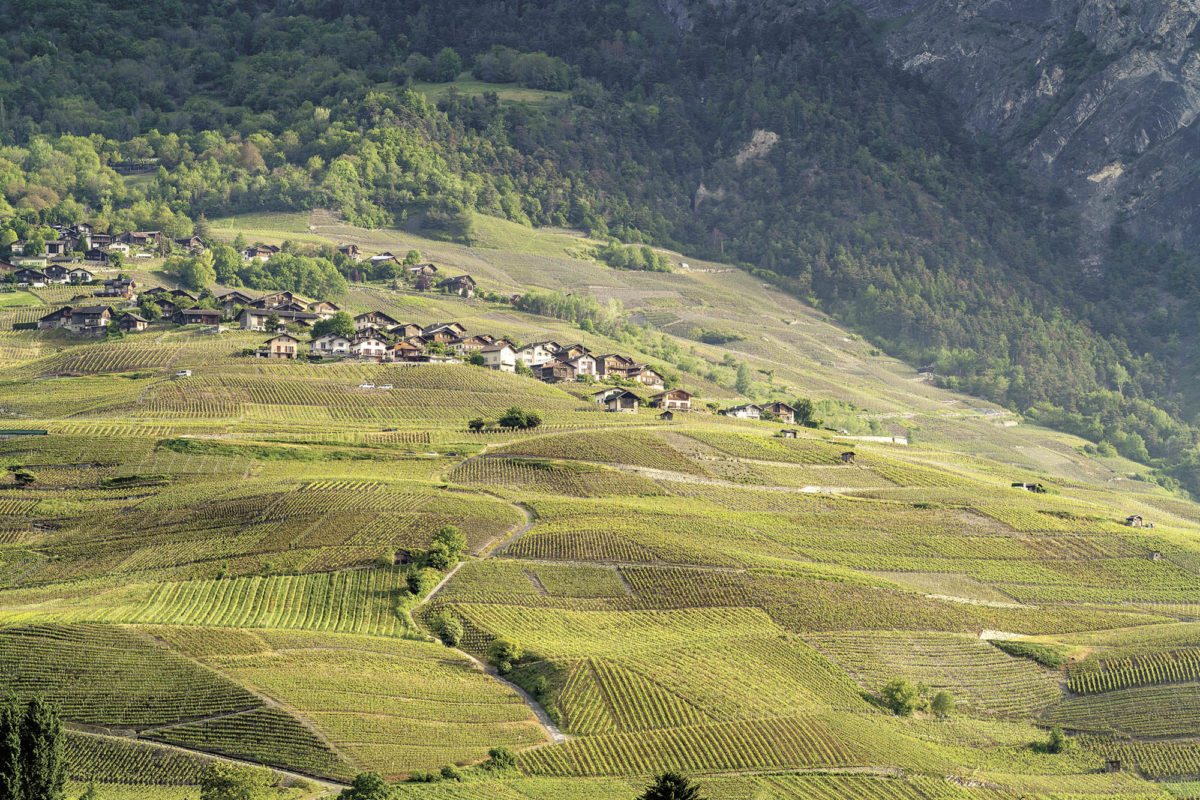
[20,698,64,800]
[0,697,22,800]
[638,772,704,800]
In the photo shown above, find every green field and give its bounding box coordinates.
[0,213,1195,798]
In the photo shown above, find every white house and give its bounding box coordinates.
[480,343,517,372]
[721,404,763,420]
[310,333,352,356]
[351,335,388,360]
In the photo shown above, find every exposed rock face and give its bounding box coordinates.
[804,0,1200,248]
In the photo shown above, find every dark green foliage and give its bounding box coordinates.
[0,698,22,800]
[310,311,356,341]
[1047,726,1069,754]
[19,697,64,800]
[484,746,516,771]
[486,639,522,674]
[992,640,1068,669]
[339,772,392,800]
[881,678,922,717]
[199,762,270,800]
[638,771,705,800]
[930,691,955,717]
[498,407,541,430]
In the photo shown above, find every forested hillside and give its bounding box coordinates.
[3,0,1200,492]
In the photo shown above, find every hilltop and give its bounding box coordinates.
[0,211,1198,798]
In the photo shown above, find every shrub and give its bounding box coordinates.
[931,691,955,717]
[498,407,541,429]
[638,771,705,800]
[881,678,922,716]
[486,638,522,673]
[439,764,461,781]
[992,640,1068,669]
[434,613,463,647]
[485,746,517,771]
[1047,726,1069,754]
[406,567,438,597]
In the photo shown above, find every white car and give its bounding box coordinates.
[358,383,375,389]
[176,370,192,378]
[379,384,393,390]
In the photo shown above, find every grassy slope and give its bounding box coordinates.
[0,213,1197,797]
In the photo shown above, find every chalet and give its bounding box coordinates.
[175,236,204,251]
[517,342,560,367]
[408,263,438,277]
[43,265,71,284]
[83,249,110,266]
[252,291,300,309]
[1012,482,1047,494]
[39,305,112,335]
[242,243,280,261]
[480,343,516,372]
[658,410,675,421]
[95,278,137,299]
[779,429,799,439]
[389,323,424,338]
[917,364,936,377]
[142,287,169,296]
[538,360,577,383]
[274,301,310,313]
[438,275,476,297]
[424,321,467,337]
[168,289,198,302]
[1125,515,1144,528]
[595,353,636,377]
[389,340,425,362]
[90,233,113,248]
[722,404,763,420]
[238,308,319,331]
[311,333,352,357]
[649,389,693,411]
[174,307,221,326]
[558,343,591,359]
[0,260,18,274]
[68,267,95,283]
[44,240,68,256]
[14,268,48,287]
[764,402,797,425]
[369,251,400,265]
[307,300,340,318]
[841,451,856,464]
[216,290,255,316]
[351,334,388,360]
[337,244,362,260]
[124,231,162,248]
[628,365,666,391]
[117,312,149,332]
[603,389,640,413]
[104,241,131,255]
[355,311,400,330]
[562,353,597,377]
[450,335,493,356]
[151,297,177,316]
[263,333,301,360]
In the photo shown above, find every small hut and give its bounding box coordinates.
[840,451,856,464]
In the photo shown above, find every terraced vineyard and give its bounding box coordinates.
[1,219,1199,799]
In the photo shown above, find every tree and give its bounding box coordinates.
[486,638,522,673]
[735,362,751,395]
[424,541,452,570]
[638,771,705,800]
[176,253,216,291]
[20,696,64,800]
[0,697,22,800]
[794,398,815,426]
[484,747,516,770]
[199,762,270,800]
[434,47,463,82]
[467,352,485,366]
[498,407,528,429]
[266,313,281,331]
[338,772,391,800]
[436,614,463,647]
[930,691,955,717]
[310,311,355,340]
[432,525,466,562]
[78,783,99,800]
[881,678,921,716]
[1047,726,1068,754]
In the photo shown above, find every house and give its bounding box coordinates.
[351,334,388,360]
[273,301,310,313]
[117,312,149,332]
[0,260,18,274]
[369,251,400,265]
[628,365,666,391]
[104,241,131,255]
[1150,551,1163,561]
[175,236,204,251]
[603,389,641,413]
[311,333,352,357]
[95,278,137,298]
[595,353,636,377]
[764,402,797,425]
[43,264,71,284]
[307,300,340,318]
[39,305,112,335]
[480,343,516,372]
[82,249,109,266]
[263,333,301,359]
[1012,482,1047,494]
[216,290,255,316]
[1125,515,1144,528]
[917,364,936,377]
[722,404,763,420]
[408,263,438,278]
[168,289,198,302]
[337,244,362,260]
[558,343,591,359]
[90,232,112,248]
[14,268,48,287]
[423,321,467,337]
[151,297,178,316]
[538,360,577,383]
[840,451,856,464]
[389,340,425,362]
[517,342,560,367]
[242,243,280,261]
[438,275,476,297]
[658,410,675,421]
[449,335,493,356]
[562,353,597,377]
[174,307,221,326]
[389,323,424,339]
[355,311,400,330]
[251,291,301,309]
[69,267,95,283]
[649,389,693,411]
[44,240,68,256]
[124,231,162,248]
[237,308,319,331]
[779,429,799,439]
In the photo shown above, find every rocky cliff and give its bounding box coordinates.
[824,0,1200,249]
